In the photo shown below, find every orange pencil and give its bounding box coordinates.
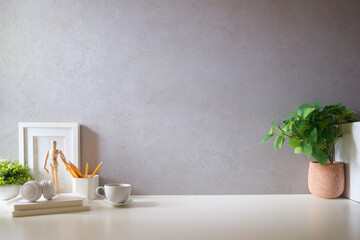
[68,163,79,178]
[60,158,67,165]
[90,162,103,178]
[84,163,89,178]
[69,162,84,178]
[61,158,75,177]
[62,161,76,178]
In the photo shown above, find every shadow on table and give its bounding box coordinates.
[118,201,159,208]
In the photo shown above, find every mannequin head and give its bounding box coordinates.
[51,140,57,149]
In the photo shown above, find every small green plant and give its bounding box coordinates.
[261,102,358,165]
[0,158,34,185]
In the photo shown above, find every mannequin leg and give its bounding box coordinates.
[54,167,60,193]
[50,166,55,184]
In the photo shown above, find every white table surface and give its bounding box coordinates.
[1,195,360,240]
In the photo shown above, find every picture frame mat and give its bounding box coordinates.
[19,122,80,193]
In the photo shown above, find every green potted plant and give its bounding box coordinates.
[0,158,34,200]
[261,102,358,198]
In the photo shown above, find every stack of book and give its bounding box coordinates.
[11,193,90,217]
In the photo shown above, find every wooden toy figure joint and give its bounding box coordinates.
[43,140,66,193]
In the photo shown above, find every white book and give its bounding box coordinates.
[12,193,84,211]
[12,196,90,217]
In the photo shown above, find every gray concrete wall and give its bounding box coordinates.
[1,0,360,194]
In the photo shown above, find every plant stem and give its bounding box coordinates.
[328,144,335,164]
[328,124,339,164]
[273,129,302,140]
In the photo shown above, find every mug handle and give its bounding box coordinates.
[95,186,105,199]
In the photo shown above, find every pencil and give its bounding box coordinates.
[90,162,103,178]
[61,158,76,178]
[84,163,89,178]
[69,162,84,178]
[68,163,79,178]
[63,162,76,178]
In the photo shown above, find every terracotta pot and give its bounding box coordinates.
[308,161,345,199]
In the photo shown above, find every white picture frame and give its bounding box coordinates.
[336,122,360,202]
[18,122,80,193]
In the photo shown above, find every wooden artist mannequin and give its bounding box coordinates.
[43,140,66,193]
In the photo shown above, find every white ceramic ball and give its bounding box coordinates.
[41,180,56,200]
[20,181,42,202]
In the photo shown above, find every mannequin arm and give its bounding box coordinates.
[59,151,67,163]
[43,150,50,174]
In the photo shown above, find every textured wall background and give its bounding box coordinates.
[1,0,360,194]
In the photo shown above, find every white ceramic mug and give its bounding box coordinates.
[72,175,99,200]
[95,183,131,203]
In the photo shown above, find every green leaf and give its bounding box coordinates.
[310,114,315,125]
[324,103,342,111]
[296,103,309,118]
[268,125,274,135]
[322,128,335,144]
[281,126,289,133]
[295,120,307,130]
[272,113,276,128]
[343,110,358,123]
[312,148,328,165]
[344,110,356,116]
[304,129,311,138]
[294,147,302,154]
[311,101,319,108]
[260,133,274,145]
[274,135,284,150]
[305,153,311,158]
[309,127,317,143]
[291,123,304,138]
[287,138,301,148]
[301,141,312,154]
[344,115,358,123]
[318,117,331,130]
[303,108,316,119]
[279,137,285,149]
[289,109,296,119]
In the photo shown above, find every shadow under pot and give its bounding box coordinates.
[308,161,345,199]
